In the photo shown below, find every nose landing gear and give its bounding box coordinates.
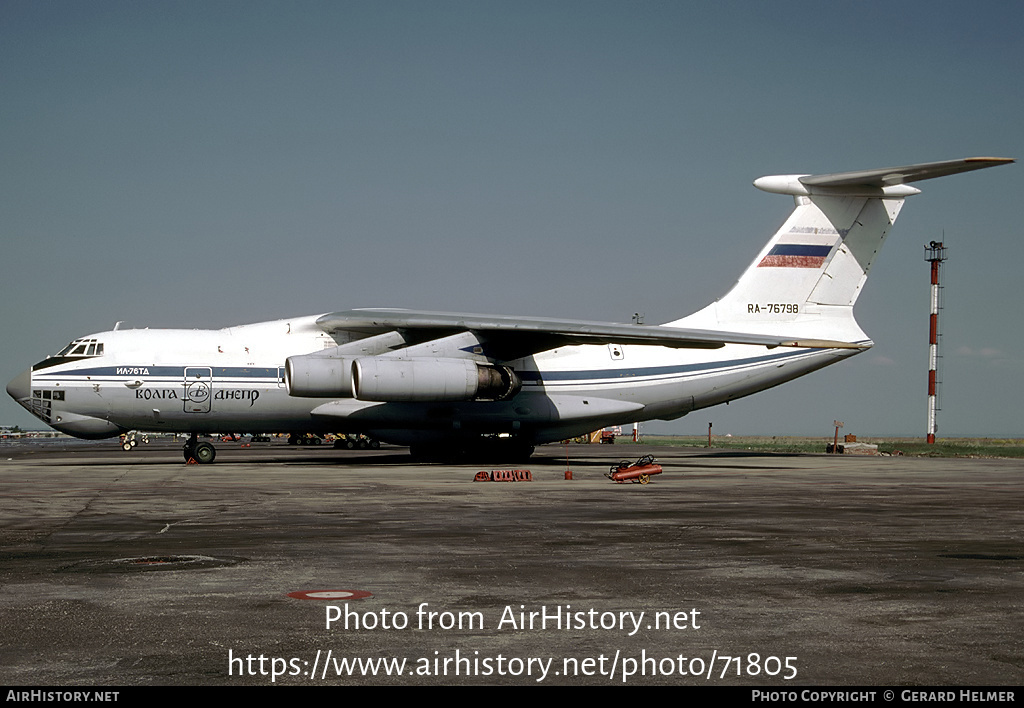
[183,434,217,464]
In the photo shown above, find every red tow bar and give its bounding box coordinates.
[606,455,662,484]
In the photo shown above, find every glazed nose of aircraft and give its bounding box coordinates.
[7,368,31,401]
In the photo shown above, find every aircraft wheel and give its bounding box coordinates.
[357,439,369,450]
[369,439,380,449]
[193,442,217,464]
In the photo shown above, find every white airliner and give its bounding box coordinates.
[7,157,1012,463]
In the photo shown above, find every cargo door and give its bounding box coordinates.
[183,367,213,413]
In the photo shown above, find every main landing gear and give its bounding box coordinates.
[183,433,216,464]
[333,434,381,450]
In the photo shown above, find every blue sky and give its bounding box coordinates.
[2,1,1021,437]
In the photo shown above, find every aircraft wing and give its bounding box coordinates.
[315,309,866,362]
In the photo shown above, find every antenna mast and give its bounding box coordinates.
[924,241,947,444]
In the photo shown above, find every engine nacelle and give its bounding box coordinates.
[352,358,521,402]
[285,355,355,398]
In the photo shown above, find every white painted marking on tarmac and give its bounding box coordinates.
[287,589,373,600]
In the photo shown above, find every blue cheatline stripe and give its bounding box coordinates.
[767,244,833,257]
[518,349,819,383]
[34,347,841,387]
[34,366,281,379]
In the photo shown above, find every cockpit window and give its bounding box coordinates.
[55,339,104,358]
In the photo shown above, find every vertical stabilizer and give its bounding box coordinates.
[670,157,1013,343]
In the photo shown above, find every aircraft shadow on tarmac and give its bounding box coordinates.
[4,439,811,469]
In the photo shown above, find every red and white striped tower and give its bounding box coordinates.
[924,241,947,444]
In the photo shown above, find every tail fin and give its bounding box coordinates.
[670,157,1013,343]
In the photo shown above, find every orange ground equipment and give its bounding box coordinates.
[474,469,533,482]
[606,455,662,484]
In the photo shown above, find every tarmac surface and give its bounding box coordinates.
[0,438,1021,686]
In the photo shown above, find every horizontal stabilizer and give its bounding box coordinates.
[800,157,1014,188]
[755,157,1013,197]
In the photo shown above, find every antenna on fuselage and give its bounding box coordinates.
[113,321,123,331]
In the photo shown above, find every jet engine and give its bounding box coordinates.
[285,355,355,398]
[351,358,521,402]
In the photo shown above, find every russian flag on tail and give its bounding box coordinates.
[758,244,832,268]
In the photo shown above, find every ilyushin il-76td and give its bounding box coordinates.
[7,157,1013,463]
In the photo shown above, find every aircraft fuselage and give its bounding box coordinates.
[8,314,853,447]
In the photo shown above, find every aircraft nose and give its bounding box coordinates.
[6,368,31,401]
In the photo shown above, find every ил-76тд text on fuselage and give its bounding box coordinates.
[7,157,1012,462]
